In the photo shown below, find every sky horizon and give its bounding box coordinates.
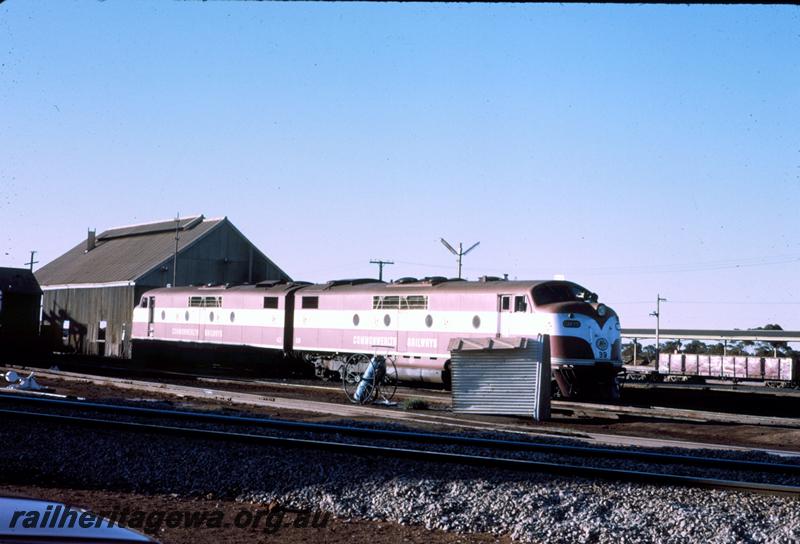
[2,2,798,330]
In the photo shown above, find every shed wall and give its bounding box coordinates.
[41,286,135,357]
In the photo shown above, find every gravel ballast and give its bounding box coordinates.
[2,411,800,543]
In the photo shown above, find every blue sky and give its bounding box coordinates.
[1,2,799,329]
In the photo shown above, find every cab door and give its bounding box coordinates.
[147,296,155,337]
[497,294,529,337]
[497,294,512,337]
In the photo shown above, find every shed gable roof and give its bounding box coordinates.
[35,216,224,286]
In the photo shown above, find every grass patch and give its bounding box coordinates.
[402,398,429,410]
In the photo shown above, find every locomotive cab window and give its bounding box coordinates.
[500,295,511,311]
[302,296,319,309]
[514,295,528,312]
[263,296,279,309]
[140,297,148,308]
[532,283,594,306]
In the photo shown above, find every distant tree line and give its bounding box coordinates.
[622,324,797,364]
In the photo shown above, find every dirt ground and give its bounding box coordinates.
[18,374,800,452]
[0,485,510,544]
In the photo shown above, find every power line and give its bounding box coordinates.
[610,300,800,306]
[399,252,800,278]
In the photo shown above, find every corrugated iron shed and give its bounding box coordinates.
[36,215,290,357]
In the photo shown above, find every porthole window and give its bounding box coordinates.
[353,314,360,326]
[425,315,433,328]
[384,314,391,327]
[472,315,481,329]
[230,312,236,323]
[185,311,190,322]
[209,312,215,322]
[161,310,166,321]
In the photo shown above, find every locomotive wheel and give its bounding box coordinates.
[342,353,374,404]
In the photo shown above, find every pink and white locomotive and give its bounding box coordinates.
[132,277,622,398]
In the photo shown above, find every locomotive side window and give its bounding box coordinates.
[263,296,279,309]
[188,296,223,307]
[374,295,428,310]
[500,295,511,311]
[373,296,400,310]
[302,296,319,309]
[404,295,427,309]
[204,296,222,308]
[141,297,148,308]
[514,296,528,312]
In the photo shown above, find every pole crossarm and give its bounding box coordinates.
[440,238,479,280]
[370,260,394,282]
[24,250,39,272]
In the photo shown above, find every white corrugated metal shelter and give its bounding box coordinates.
[449,336,550,420]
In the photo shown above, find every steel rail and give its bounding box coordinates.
[1,392,799,476]
[2,407,799,497]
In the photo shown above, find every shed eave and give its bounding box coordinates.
[40,280,136,291]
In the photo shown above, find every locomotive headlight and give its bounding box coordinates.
[597,304,607,317]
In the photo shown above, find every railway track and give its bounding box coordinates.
[2,393,800,497]
[6,364,800,457]
[10,362,800,429]
[195,375,800,428]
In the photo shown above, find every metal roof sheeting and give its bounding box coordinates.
[451,336,550,420]
[35,217,224,285]
[97,215,204,241]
